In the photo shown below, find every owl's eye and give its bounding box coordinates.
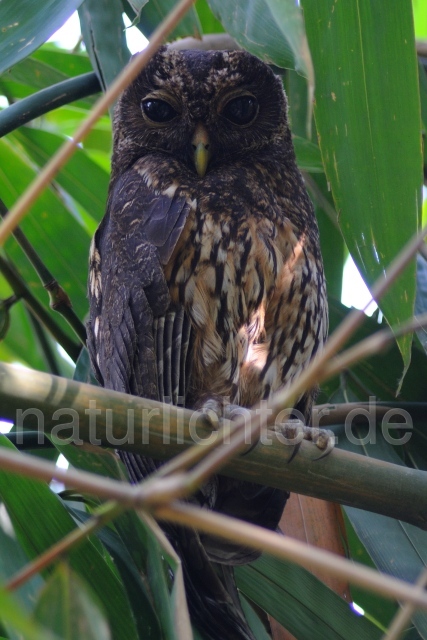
[222,95,259,126]
[141,99,178,123]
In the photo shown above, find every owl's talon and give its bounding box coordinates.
[279,421,335,462]
[305,426,335,460]
[287,441,302,463]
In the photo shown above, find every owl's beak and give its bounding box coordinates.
[191,123,211,177]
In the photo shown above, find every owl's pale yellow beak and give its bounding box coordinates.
[191,123,210,178]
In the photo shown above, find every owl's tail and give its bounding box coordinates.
[120,451,257,640]
[172,526,257,640]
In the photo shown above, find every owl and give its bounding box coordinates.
[87,47,328,640]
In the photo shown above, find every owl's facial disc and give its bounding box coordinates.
[191,123,211,178]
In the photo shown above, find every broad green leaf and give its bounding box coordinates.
[195,0,224,34]
[3,58,69,92]
[0,587,57,640]
[0,137,90,329]
[13,128,108,228]
[74,346,100,385]
[33,46,93,78]
[54,436,187,640]
[236,554,381,639]
[70,508,162,639]
[79,0,130,91]
[263,0,313,82]
[418,62,427,180]
[0,436,138,640]
[0,0,84,76]
[3,58,93,108]
[413,0,427,38]
[335,424,427,637]
[126,0,148,14]
[286,70,309,139]
[124,0,202,41]
[321,298,427,404]
[0,520,44,613]
[240,595,271,640]
[343,513,398,632]
[293,135,323,173]
[34,563,111,640]
[306,173,345,301]
[207,0,295,69]
[0,274,53,371]
[140,513,192,640]
[33,104,112,154]
[317,207,344,301]
[302,0,422,381]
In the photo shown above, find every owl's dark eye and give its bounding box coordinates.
[142,99,177,123]
[222,95,259,125]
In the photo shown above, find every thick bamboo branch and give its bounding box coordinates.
[1,362,427,529]
[0,73,101,138]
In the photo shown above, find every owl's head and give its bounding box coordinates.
[112,47,291,179]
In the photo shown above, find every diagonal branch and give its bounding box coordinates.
[0,257,81,361]
[156,501,427,611]
[0,199,86,345]
[1,442,427,612]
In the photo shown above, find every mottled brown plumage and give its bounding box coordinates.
[87,47,328,640]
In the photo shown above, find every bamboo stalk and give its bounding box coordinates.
[1,362,427,529]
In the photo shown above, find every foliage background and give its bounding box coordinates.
[0,1,426,638]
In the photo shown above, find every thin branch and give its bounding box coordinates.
[156,501,427,610]
[0,0,197,246]
[321,312,427,386]
[383,567,427,640]
[2,441,427,613]
[28,311,61,375]
[0,256,81,361]
[313,402,427,427]
[6,500,124,591]
[0,199,86,345]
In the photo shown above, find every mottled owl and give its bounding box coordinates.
[87,46,328,640]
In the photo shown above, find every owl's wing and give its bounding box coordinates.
[87,166,192,400]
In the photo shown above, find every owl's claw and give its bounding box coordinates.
[279,420,335,462]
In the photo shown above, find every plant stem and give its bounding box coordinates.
[2,438,427,613]
[383,567,427,639]
[156,501,427,611]
[0,199,86,345]
[6,500,124,590]
[0,256,81,361]
[0,73,101,138]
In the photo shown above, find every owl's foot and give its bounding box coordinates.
[279,419,335,462]
[195,398,256,451]
[195,401,335,460]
